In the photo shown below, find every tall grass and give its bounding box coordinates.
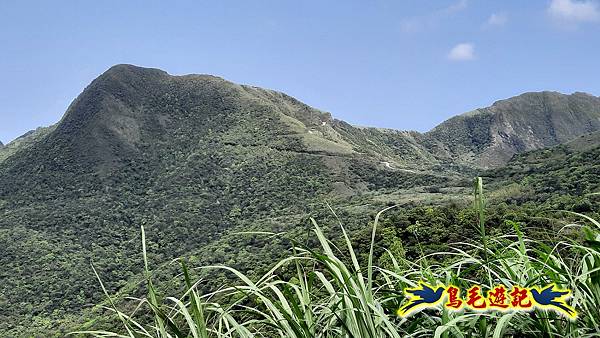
[74,178,600,337]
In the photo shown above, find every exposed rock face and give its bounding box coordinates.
[424,91,600,168]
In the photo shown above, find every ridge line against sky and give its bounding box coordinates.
[1,0,600,144]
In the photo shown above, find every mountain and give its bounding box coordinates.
[0,65,446,335]
[0,65,447,201]
[486,130,600,202]
[425,92,600,168]
[0,126,56,164]
[1,64,600,335]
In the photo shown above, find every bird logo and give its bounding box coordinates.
[397,282,445,317]
[396,282,577,319]
[530,284,577,319]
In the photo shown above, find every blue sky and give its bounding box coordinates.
[1,0,600,144]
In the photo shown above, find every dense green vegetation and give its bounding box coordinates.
[76,179,600,337]
[0,126,56,164]
[1,65,600,336]
[424,91,600,168]
[0,65,444,336]
[487,132,600,201]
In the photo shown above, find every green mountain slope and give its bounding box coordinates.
[425,91,600,168]
[486,130,600,203]
[0,126,56,164]
[0,65,443,335]
[1,65,600,335]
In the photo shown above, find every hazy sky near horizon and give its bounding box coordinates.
[1,0,600,144]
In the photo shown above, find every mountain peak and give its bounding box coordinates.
[426,90,600,167]
[100,64,231,85]
[5,66,600,175]
[102,63,169,78]
[489,91,598,108]
[6,65,354,176]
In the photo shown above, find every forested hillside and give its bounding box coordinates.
[486,130,600,205]
[424,91,600,168]
[1,65,599,336]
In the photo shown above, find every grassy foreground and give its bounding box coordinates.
[75,179,600,337]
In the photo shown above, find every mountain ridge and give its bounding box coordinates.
[2,64,600,335]
[5,64,600,170]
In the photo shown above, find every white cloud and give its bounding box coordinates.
[487,13,508,26]
[548,0,600,23]
[448,43,475,61]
